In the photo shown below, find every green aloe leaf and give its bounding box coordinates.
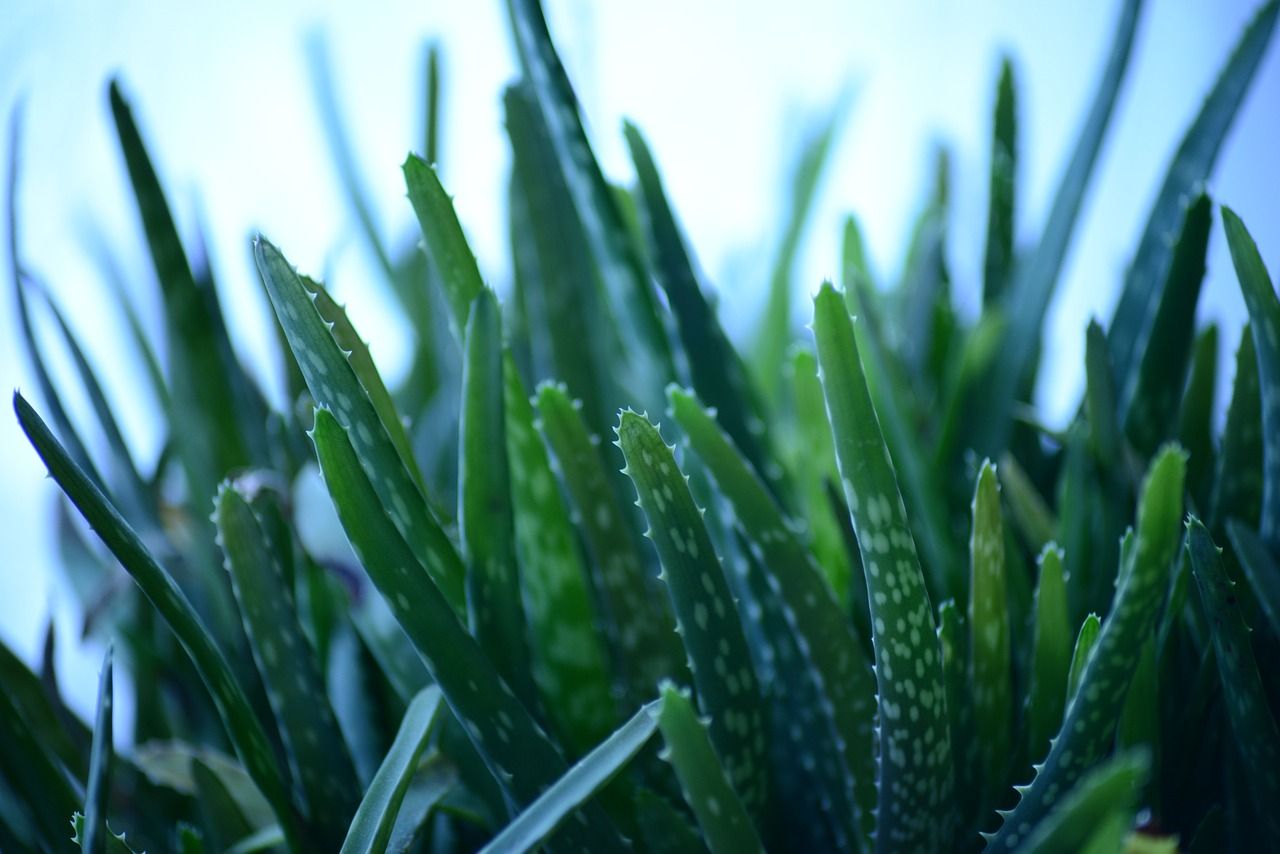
[1018,749,1150,853]
[968,460,1012,809]
[214,483,360,846]
[1026,544,1071,763]
[191,756,256,853]
[752,95,846,404]
[14,393,302,851]
[615,410,770,815]
[1222,206,1280,547]
[458,290,535,708]
[1066,612,1102,706]
[937,601,980,836]
[668,384,877,845]
[82,646,114,854]
[1226,520,1280,645]
[987,446,1185,851]
[624,122,775,487]
[340,687,444,854]
[309,408,623,848]
[1120,193,1211,458]
[1210,325,1262,530]
[480,698,662,854]
[971,0,1144,454]
[1179,324,1219,512]
[422,43,441,165]
[1109,1,1279,383]
[998,453,1056,555]
[1084,319,1123,466]
[504,359,616,754]
[656,684,765,854]
[1187,519,1280,847]
[72,813,141,854]
[254,237,466,612]
[983,57,1018,307]
[505,0,674,408]
[811,283,954,850]
[534,382,685,705]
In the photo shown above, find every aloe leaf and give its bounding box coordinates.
[504,0,674,406]
[303,275,426,497]
[1120,194,1211,457]
[968,461,1012,808]
[1222,206,1280,546]
[752,96,847,404]
[309,408,623,848]
[254,237,465,612]
[340,687,444,854]
[1227,520,1280,644]
[1210,325,1263,530]
[624,122,775,486]
[480,698,661,854]
[0,637,88,778]
[0,685,81,847]
[616,410,770,814]
[214,483,360,845]
[1117,636,1158,754]
[1187,519,1280,846]
[635,789,704,854]
[1018,749,1150,853]
[458,290,534,708]
[668,384,877,845]
[1027,544,1071,763]
[14,393,302,851]
[987,446,1185,850]
[109,81,263,493]
[1084,319,1123,465]
[191,756,256,851]
[998,452,1056,554]
[1179,324,1219,512]
[72,813,141,854]
[811,283,954,850]
[1065,612,1102,706]
[971,0,1143,453]
[82,645,114,854]
[937,601,980,835]
[504,359,616,753]
[656,684,765,854]
[534,382,685,704]
[983,57,1018,306]
[422,43,441,165]
[385,753,457,852]
[1110,1,1279,383]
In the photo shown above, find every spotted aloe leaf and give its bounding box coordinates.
[1109,1,1280,384]
[1026,544,1071,763]
[987,446,1185,851]
[480,698,662,854]
[1018,749,1150,853]
[1222,206,1280,547]
[968,460,1012,809]
[534,381,685,704]
[1210,325,1262,530]
[937,601,979,835]
[309,407,625,849]
[655,683,765,854]
[254,237,465,612]
[811,283,954,851]
[1187,519,1280,847]
[214,483,360,847]
[615,410,770,815]
[82,646,114,854]
[14,393,303,852]
[668,384,877,847]
[983,57,1018,307]
[340,687,444,854]
[458,290,536,710]
[624,122,776,489]
[504,359,616,754]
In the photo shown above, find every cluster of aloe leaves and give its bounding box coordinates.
[5,0,1280,850]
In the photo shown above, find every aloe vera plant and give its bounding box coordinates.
[4,0,1280,851]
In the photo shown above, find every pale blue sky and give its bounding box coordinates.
[2,1,1277,719]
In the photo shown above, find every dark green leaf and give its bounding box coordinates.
[983,57,1018,306]
[1018,749,1150,853]
[1027,544,1071,763]
[1210,325,1262,530]
[1227,520,1280,646]
[969,460,1012,809]
[83,645,114,854]
[1179,324,1219,512]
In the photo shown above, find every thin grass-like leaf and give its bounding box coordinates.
[254,237,465,612]
[655,683,765,854]
[215,483,360,846]
[983,58,1018,307]
[1187,519,1280,846]
[1179,324,1219,512]
[480,698,662,854]
[14,393,302,851]
[340,687,444,854]
[987,447,1184,850]
[310,408,624,848]
[82,645,114,854]
[668,384,876,846]
[1222,206,1280,547]
[1210,325,1262,530]
[1026,544,1071,763]
[811,283,954,850]
[616,410,770,815]
[1109,1,1279,383]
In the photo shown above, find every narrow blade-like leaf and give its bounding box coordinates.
[82,645,114,854]
[969,460,1012,808]
[1027,544,1071,762]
